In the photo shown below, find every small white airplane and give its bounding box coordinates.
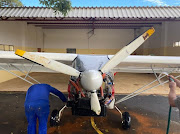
[1,27,180,129]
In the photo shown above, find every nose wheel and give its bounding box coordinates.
[50,109,59,126]
[50,105,67,127]
[115,106,131,130]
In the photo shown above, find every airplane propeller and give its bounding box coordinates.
[101,27,155,73]
[15,49,80,77]
[80,70,103,115]
[15,49,102,115]
[15,27,155,115]
[91,92,101,115]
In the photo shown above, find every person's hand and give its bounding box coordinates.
[169,81,176,89]
[168,75,175,81]
[168,81,177,107]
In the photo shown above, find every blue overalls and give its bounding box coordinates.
[24,84,67,134]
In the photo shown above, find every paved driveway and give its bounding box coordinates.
[0,92,179,134]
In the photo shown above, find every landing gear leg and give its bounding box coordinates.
[115,106,131,130]
[50,105,67,127]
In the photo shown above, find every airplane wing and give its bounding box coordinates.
[108,55,180,73]
[0,51,77,72]
[1,51,180,74]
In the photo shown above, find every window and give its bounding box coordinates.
[0,44,14,51]
[0,45,4,51]
[173,41,180,47]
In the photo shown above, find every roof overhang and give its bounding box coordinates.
[1,7,180,29]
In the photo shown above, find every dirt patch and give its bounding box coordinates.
[46,108,178,134]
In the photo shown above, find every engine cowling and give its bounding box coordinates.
[80,70,103,91]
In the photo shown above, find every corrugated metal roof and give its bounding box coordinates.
[0,6,180,20]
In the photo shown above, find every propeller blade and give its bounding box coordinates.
[91,92,101,115]
[101,27,155,73]
[15,49,80,77]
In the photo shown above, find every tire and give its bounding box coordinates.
[50,109,59,127]
[122,112,131,130]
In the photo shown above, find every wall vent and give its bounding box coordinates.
[67,48,76,53]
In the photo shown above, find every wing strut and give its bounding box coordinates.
[0,64,59,98]
[115,73,180,104]
[151,65,161,84]
[0,65,34,85]
[9,64,40,84]
[24,64,34,79]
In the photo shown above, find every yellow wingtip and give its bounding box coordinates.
[15,49,26,56]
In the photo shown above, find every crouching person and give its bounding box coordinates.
[24,84,67,134]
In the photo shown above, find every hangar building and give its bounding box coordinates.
[0,6,180,55]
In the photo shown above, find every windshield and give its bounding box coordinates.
[74,55,109,72]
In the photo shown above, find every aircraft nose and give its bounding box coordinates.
[80,70,103,91]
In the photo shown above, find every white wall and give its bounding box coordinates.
[0,21,24,46]
[43,29,88,49]
[163,21,180,47]
[143,22,180,49]
[43,29,134,49]
[1,21,179,54]
[0,21,135,52]
[0,21,43,51]
[89,29,134,49]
